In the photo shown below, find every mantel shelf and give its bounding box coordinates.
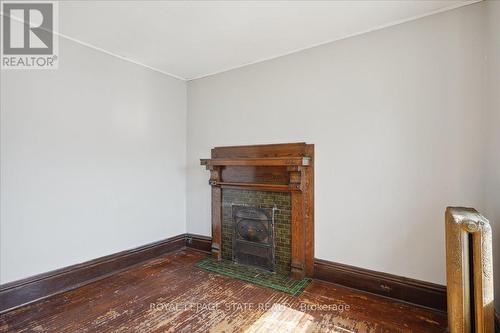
[200,156,310,167]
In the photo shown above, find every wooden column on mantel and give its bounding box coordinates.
[200,143,314,279]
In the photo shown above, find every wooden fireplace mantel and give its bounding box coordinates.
[200,142,314,279]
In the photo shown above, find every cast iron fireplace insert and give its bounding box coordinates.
[232,205,275,271]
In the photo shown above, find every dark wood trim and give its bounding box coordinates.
[0,234,186,314]
[1,249,451,332]
[185,233,212,253]
[314,258,447,312]
[0,231,459,317]
[210,142,310,158]
[215,182,291,191]
[304,144,314,276]
[185,233,447,313]
[185,234,499,328]
[211,186,222,260]
[290,190,305,279]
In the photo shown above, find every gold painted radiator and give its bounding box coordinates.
[446,207,495,333]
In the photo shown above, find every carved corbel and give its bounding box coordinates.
[287,166,304,191]
[208,166,222,186]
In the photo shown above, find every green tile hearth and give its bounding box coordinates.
[195,257,311,296]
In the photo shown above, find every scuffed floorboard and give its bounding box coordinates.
[0,250,447,332]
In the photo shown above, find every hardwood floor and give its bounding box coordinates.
[0,249,447,332]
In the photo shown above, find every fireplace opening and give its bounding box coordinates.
[232,205,275,271]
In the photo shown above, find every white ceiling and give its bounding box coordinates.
[59,0,479,80]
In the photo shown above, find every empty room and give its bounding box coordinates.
[0,0,499,332]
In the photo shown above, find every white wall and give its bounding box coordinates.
[0,38,187,283]
[484,0,500,312]
[186,3,487,285]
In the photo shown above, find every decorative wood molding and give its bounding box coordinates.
[313,258,448,312]
[0,234,187,314]
[212,182,291,191]
[303,144,314,276]
[201,157,311,167]
[211,186,223,260]
[200,142,315,279]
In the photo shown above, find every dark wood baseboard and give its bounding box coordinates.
[185,233,212,253]
[313,258,447,312]
[185,234,448,312]
[185,236,499,327]
[2,232,491,320]
[0,234,186,314]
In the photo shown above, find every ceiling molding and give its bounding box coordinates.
[56,31,188,81]
[187,0,481,81]
[4,1,480,81]
[0,11,187,80]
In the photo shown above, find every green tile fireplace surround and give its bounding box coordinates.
[222,188,291,274]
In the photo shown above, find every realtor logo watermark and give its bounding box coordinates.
[1,1,58,69]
